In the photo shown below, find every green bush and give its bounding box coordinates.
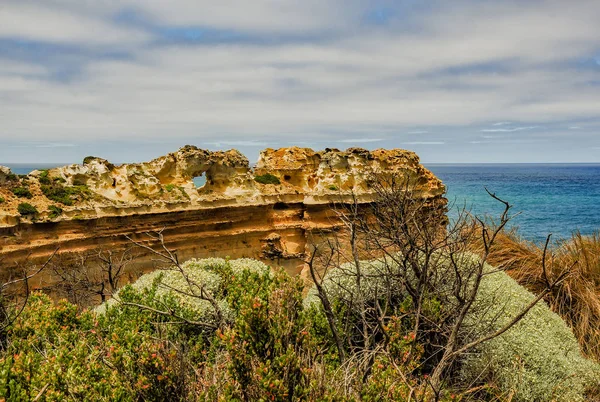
[11,187,32,198]
[0,196,4,203]
[38,170,51,185]
[48,205,63,219]
[17,202,38,216]
[164,184,176,192]
[254,173,281,185]
[41,184,90,206]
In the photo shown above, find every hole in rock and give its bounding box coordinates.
[192,173,207,189]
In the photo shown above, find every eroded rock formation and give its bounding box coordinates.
[0,146,445,289]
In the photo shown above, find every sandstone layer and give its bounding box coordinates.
[0,146,445,289]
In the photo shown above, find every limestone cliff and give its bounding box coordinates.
[0,146,444,285]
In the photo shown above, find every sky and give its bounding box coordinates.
[1,0,599,164]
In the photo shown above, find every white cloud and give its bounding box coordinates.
[1,0,600,163]
[482,126,538,133]
[0,2,150,46]
[404,141,445,145]
[338,138,383,143]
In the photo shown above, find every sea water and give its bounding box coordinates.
[4,163,599,243]
[426,164,600,243]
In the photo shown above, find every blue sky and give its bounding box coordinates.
[1,0,599,164]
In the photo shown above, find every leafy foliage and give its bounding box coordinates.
[41,183,90,206]
[17,202,37,216]
[460,264,600,401]
[38,170,51,185]
[1,255,598,401]
[48,205,63,219]
[254,173,281,185]
[11,187,32,199]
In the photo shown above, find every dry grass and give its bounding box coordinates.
[473,229,600,361]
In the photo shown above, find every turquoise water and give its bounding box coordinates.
[4,163,599,243]
[426,164,600,243]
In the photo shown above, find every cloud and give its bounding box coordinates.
[0,2,150,46]
[481,126,538,133]
[338,138,383,143]
[1,0,600,163]
[404,141,445,145]
[204,140,270,147]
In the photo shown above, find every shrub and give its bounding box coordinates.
[460,263,600,401]
[17,202,38,216]
[41,184,90,206]
[306,253,600,401]
[254,173,280,185]
[11,186,32,198]
[481,230,600,362]
[0,196,4,203]
[38,170,51,185]
[328,184,338,191]
[164,183,176,192]
[48,205,63,219]
[0,293,188,401]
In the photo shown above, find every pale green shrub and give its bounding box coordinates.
[304,257,404,308]
[460,267,600,402]
[305,253,600,401]
[96,257,274,323]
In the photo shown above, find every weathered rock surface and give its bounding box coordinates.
[0,146,445,287]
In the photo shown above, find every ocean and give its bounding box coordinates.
[426,164,600,243]
[3,163,599,243]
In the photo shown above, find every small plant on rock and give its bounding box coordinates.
[48,205,63,219]
[254,173,280,185]
[12,187,32,199]
[17,202,38,216]
[38,170,51,185]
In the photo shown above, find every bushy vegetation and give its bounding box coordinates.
[460,257,599,401]
[0,196,4,204]
[11,186,32,199]
[38,170,51,185]
[41,183,90,206]
[17,202,38,216]
[47,205,63,219]
[1,254,597,401]
[477,230,600,362]
[254,173,281,185]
